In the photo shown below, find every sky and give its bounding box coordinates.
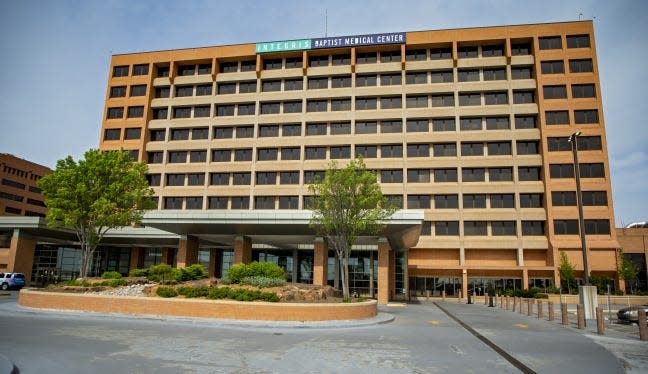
[0,0,646,225]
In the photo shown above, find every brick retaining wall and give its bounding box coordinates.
[18,289,377,321]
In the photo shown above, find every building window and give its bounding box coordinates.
[255,196,275,209]
[304,171,325,184]
[515,115,537,129]
[218,83,236,94]
[381,96,402,109]
[213,149,231,162]
[240,60,255,71]
[406,49,427,61]
[486,117,510,130]
[178,65,195,76]
[156,66,170,77]
[355,121,377,134]
[434,168,457,182]
[463,194,486,209]
[282,124,301,136]
[522,221,545,235]
[124,127,141,140]
[577,136,602,151]
[171,129,189,141]
[307,100,328,112]
[285,57,302,68]
[256,172,277,185]
[380,50,400,62]
[104,128,120,141]
[381,144,403,158]
[461,142,483,156]
[385,195,403,209]
[356,74,377,87]
[330,146,351,159]
[186,197,203,209]
[407,143,429,157]
[567,35,590,48]
[176,86,193,97]
[356,52,377,64]
[483,68,506,81]
[154,87,170,98]
[554,220,579,235]
[459,93,481,106]
[585,219,610,235]
[355,145,377,158]
[189,150,207,163]
[309,55,329,67]
[257,148,278,161]
[552,191,576,206]
[484,92,508,105]
[187,173,205,186]
[330,76,351,88]
[173,107,192,119]
[539,36,562,50]
[305,147,326,160]
[430,47,452,60]
[574,110,598,124]
[491,194,515,208]
[236,126,254,138]
[516,141,539,155]
[520,193,543,208]
[196,84,213,96]
[518,167,541,181]
[234,149,253,162]
[330,122,351,134]
[513,90,535,104]
[580,163,605,178]
[407,169,430,183]
[239,81,257,93]
[457,46,478,58]
[113,65,129,77]
[208,197,228,209]
[164,197,183,210]
[219,62,237,73]
[306,123,327,136]
[110,86,126,98]
[492,221,516,236]
[237,103,255,116]
[150,129,165,141]
[582,191,608,206]
[380,120,402,134]
[435,221,459,236]
[146,174,161,187]
[107,107,124,119]
[460,117,482,131]
[434,194,458,209]
[482,45,504,57]
[511,43,531,55]
[572,84,596,98]
[198,63,211,74]
[166,174,185,186]
[191,128,208,140]
[168,151,187,163]
[214,127,233,139]
[543,85,567,99]
[462,168,485,182]
[407,72,428,84]
[464,221,487,236]
[284,78,304,91]
[279,171,299,185]
[433,143,457,157]
[260,102,280,115]
[487,142,511,156]
[407,119,428,133]
[279,196,299,209]
[332,54,351,65]
[259,125,279,138]
[308,77,328,90]
[458,69,479,82]
[381,169,403,183]
[232,173,251,185]
[569,59,593,73]
[549,164,574,179]
[210,173,229,185]
[192,105,210,118]
[406,95,428,108]
[284,101,303,113]
[432,118,455,132]
[407,195,431,209]
[511,67,533,79]
[281,147,301,160]
[546,111,570,125]
[431,94,454,107]
[541,60,565,74]
[264,59,282,70]
[489,167,513,181]
[231,197,250,209]
[148,152,163,164]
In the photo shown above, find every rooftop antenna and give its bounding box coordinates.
[325,9,328,37]
[578,12,583,20]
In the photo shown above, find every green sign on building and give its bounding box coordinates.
[255,39,312,54]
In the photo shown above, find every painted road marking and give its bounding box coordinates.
[515,323,528,329]
[387,303,407,307]
[429,320,440,325]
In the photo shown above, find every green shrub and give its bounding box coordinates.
[207,287,231,300]
[615,289,625,296]
[177,286,210,298]
[129,268,149,277]
[99,279,128,287]
[148,264,174,283]
[227,262,286,284]
[181,264,208,281]
[240,276,286,288]
[156,286,178,298]
[101,271,122,279]
[205,286,279,302]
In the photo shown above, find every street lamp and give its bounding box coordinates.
[568,131,590,285]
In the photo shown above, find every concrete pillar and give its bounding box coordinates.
[377,238,391,304]
[313,238,328,286]
[522,269,529,290]
[233,236,252,264]
[462,270,468,301]
[208,249,217,278]
[7,229,36,285]
[129,247,144,271]
[176,236,199,268]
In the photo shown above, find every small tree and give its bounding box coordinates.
[308,158,395,298]
[38,149,155,278]
[558,251,576,294]
[617,248,639,294]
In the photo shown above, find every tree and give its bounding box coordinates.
[617,248,639,294]
[308,158,395,298]
[38,149,155,278]
[558,251,577,294]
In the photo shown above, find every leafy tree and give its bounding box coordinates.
[617,249,639,294]
[308,158,395,298]
[558,251,577,294]
[38,149,155,278]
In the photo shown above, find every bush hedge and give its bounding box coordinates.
[227,262,286,284]
[156,286,178,298]
[162,285,279,302]
[240,276,286,288]
[129,264,208,284]
[129,268,149,277]
[101,271,123,279]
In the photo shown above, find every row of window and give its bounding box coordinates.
[0,191,45,206]
[1,166,44,181]
[543,84,596,99]
[540,59,593,74]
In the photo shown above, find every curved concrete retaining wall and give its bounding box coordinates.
[18,289,377,321]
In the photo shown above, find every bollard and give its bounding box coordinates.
[442,290,446,302]
[489,295,495,307]
[458,291,462,303]
[528,299,533,316]
[467,292,473,305]
[511,297,516,312]
[499,295,503,308]
[484,292,489,305]
[639,309,648,341]
[520,298,525,314]
[596,307,605,335]
[548,301,554,321]
[537,300,543,319]
[577,304,585,330]
[426,290,430,301]
[506,296,510,310]
[561,303,568,325]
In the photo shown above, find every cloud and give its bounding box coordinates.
[610,151,647,170]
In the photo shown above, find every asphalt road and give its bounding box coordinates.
[0,291,642,373]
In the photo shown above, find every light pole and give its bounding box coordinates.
[568,131,590,285]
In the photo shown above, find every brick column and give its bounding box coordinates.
[462,270,468,300]
[176,236,199,268]
[7,229,36,285]
[233,236,252,264]
[161,247,173,265]
[313,237,328,286]
[129,247,144,270]
[377,238,391,304]
[208,249,217,278]
[522,269,529,290]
